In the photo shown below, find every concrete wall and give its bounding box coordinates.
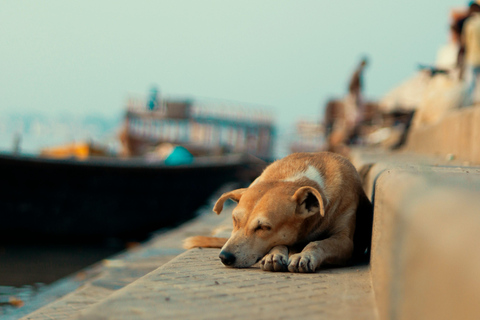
[366,166,480,320]
[405,106,480,165]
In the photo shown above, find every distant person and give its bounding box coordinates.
[147,86,159,111]
[461,2,480,105]
[324,99,344,139]
[323,99,350,156]
[348,57,368,109]
[452,6,470,73]
[452,2,480,79]
[346,57,369,141]
[323,58,370,155]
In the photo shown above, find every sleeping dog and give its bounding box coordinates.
[184,152,373,273]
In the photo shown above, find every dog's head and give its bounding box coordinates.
[213,183,325,268]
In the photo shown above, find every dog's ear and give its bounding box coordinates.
[292,186,325,218]
[213,188,247,214]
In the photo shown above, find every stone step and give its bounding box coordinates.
[71,150,480,320]
[20,151,480,320]
[349,149,480,320]
[406,106,480,165]
[349,148,474,200]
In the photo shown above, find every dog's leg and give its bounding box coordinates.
[287,234,354,273]
[260,245,289,272]
[288,204,357,273]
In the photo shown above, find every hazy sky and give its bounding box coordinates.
[0,0,462,126]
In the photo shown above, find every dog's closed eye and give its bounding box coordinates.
[255,224,272,232]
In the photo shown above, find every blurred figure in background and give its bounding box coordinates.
[324,57,369,155]
[324,99,343,139]
[461,1,480,106]
[452,3,472,76]
[324,99,350,156]
[348,57,368,113]
[345,57,369,142]
[452,2,480,78]
[147,86,159,111]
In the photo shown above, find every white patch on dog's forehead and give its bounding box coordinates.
[284,165,325,189]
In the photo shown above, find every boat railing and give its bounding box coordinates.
[124,96,275,160]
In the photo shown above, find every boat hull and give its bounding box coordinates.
[0,154,261,243]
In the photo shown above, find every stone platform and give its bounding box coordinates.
[18,149,480,320]
[76,249,375,320]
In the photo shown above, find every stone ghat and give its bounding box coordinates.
[351,149,480,320]
[19,148,480,320]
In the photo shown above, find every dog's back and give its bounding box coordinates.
[256,152,364,207]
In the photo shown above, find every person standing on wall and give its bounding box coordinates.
[461,2,480,106]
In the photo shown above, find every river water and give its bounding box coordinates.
[0,243,121,317]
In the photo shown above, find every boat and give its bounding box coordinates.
[0,94,275,243]
[0,152,266,243]
[120,95,275,161]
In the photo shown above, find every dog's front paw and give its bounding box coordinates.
[287,253,319,273]
[260,252,288,272]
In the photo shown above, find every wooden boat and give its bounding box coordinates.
[0,152,265,243]
[2,95,274,243]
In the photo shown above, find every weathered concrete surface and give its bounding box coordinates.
[19,208,232,320]
[349,149,434,200]
[406,106,480,165]
[351,149,480,319]
[75,249,377,320]
[371,167,480,320]
[349,148,475,200]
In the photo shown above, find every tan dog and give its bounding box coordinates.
[184,152,373,273]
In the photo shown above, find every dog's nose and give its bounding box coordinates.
[219,251,236,266]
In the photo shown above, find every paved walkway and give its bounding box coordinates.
[21,199,377,320]
[20,204,232,320]
[76,248,376,320]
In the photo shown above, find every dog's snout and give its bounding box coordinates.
[219,251,236,266]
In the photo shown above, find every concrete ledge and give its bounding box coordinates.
[405,106,480,165]
[371,167,480,320]
[75,249,377,320]
[349,148,477,200]
[350,149,428,201]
